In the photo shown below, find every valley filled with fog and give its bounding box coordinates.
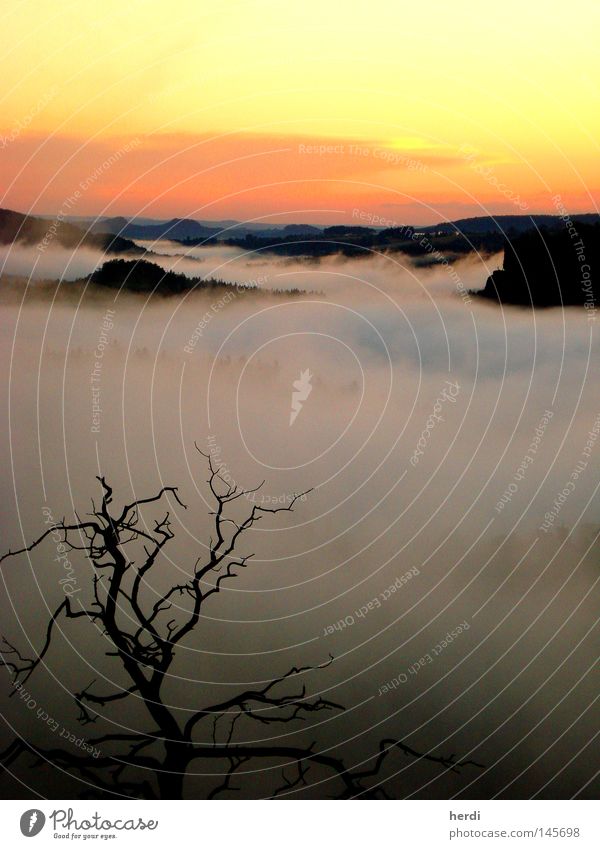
[0,240,598,799]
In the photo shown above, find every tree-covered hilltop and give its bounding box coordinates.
[477,223,599,308]
[89,259,309,296]
[90,259,207,294]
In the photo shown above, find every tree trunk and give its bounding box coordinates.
[157,755,186,799]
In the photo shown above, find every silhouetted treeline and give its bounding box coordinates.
[89,259,310,296]
[430,213,600,236]
[179,227,505,260]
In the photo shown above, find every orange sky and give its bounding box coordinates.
[1,0,598,225]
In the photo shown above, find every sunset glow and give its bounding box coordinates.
[1,0,598,223]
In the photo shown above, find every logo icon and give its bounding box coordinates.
[20,810,46,837]
[289,368,313,426]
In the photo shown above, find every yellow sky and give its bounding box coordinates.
[1,0,598,222]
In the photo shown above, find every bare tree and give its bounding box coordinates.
[0,447,481,799]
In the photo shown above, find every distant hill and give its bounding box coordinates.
[186,214,599,260]
[89,216,220,242]
[0,208,142,254]
[87,216,130,235]
[80,217,315,242]
[477,223,599,307]
[6,207,599,266]
[424,214,600,236]
[281,224,322,235]
[207,225,505,259]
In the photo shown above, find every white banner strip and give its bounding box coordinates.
[1,800,597,848]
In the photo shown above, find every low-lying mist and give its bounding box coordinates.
[0,244,598,799]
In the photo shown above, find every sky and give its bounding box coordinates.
[0,0,599,224]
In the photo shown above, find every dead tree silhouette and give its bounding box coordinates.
[0,447,482,799]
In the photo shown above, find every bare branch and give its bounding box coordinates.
[0,449,478,800]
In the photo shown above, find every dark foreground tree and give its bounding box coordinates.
[0,448,481,798]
